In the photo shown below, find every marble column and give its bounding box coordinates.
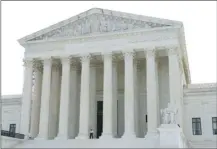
[145,50,158,136]
[36,58,52,140]
[112,62,118,138]
[75,69,81,137]
[134,60,139,137]
[56,57,72,139]
[20,59,34,139]
[101,53,114,139]
[30,61,43,138]
[68,61,78,138]
[76,54,91,139]
[122,52,136,138]
[49,61,61,139]
[89,64,97,138]
[168,47,182,126]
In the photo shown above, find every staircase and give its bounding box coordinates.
[14,137,160,148]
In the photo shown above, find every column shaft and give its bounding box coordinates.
[101,53,113,138]
[76,55,91,139]
[68,63,78,138]
[49,62,61,139]
[134,61,139,137]
[89,66,97,138]
[20,59,33,138]
[123,52,136,138]
[56,58,71,139]
[30,62,43,138]
[112,62,118,137]
[37,58,52,139]
[146,50,158,135]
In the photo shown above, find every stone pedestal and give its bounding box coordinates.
[157,124,183,148]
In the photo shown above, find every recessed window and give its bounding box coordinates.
[192,118,202,135]
[212,117,217,135]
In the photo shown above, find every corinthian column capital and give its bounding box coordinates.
[33,61,43,73]
[145,49,156,58]
[23,59,34,67]
[42,57,53,66]
[79,54,91,63]
[61,56,72,65]
[101,51,113,59]
[123,51,136,61]
[167,47,179,56]
[52,59,61,71]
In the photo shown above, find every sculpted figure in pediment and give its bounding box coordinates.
[115,17,123,31]
[81,17,91,35]
[74,21,82,36]
[122,19,129,31]
[127,19,134,30]
[99,16,108,32]
[111,16,117,32]
[106,16,113,32]
[24,9,173,42]
[89,15,100,33]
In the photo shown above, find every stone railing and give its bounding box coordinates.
[1,130,25,139]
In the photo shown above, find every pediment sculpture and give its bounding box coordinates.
[28,14,171,41]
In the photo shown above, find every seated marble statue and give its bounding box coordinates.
[161,102,178,124]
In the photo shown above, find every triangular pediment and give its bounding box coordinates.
[18,8,182,44]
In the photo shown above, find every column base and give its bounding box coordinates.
[100,133,114,139]
[121,132,137,139]
[75,133,89,139]
[34,136,48,140]
[34,133,50,140]
[23,135,30,140]
[55,135,69,140]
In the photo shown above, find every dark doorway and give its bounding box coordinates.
[9,124,16,137]
[97,101,103,138]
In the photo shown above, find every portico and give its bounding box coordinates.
[18,8,190,142]
[20,47,181,140]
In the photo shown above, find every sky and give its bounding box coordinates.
[1,1,216,95]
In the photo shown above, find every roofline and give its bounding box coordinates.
[184,83,217,90]
[18,7,183,45]
[19,26,179,46]
[179,25,191,84]
[1,94,22,99]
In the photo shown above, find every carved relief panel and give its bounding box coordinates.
[28,14,171,41]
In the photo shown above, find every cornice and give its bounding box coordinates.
[1,94,22,106]
[178,26,191,84]
[1,94,22,100]
[22,26,179,46]
[184,91,216,98]
[184,83,217,90]
[1,98,22,106]
[184,88,216,95]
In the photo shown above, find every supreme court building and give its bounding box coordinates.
[1,8,216,148]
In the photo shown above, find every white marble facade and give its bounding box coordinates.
[17,8,190,140]
[1,8,216,148]
[21,47,183,140]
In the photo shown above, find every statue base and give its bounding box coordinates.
[157,124,183,148]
